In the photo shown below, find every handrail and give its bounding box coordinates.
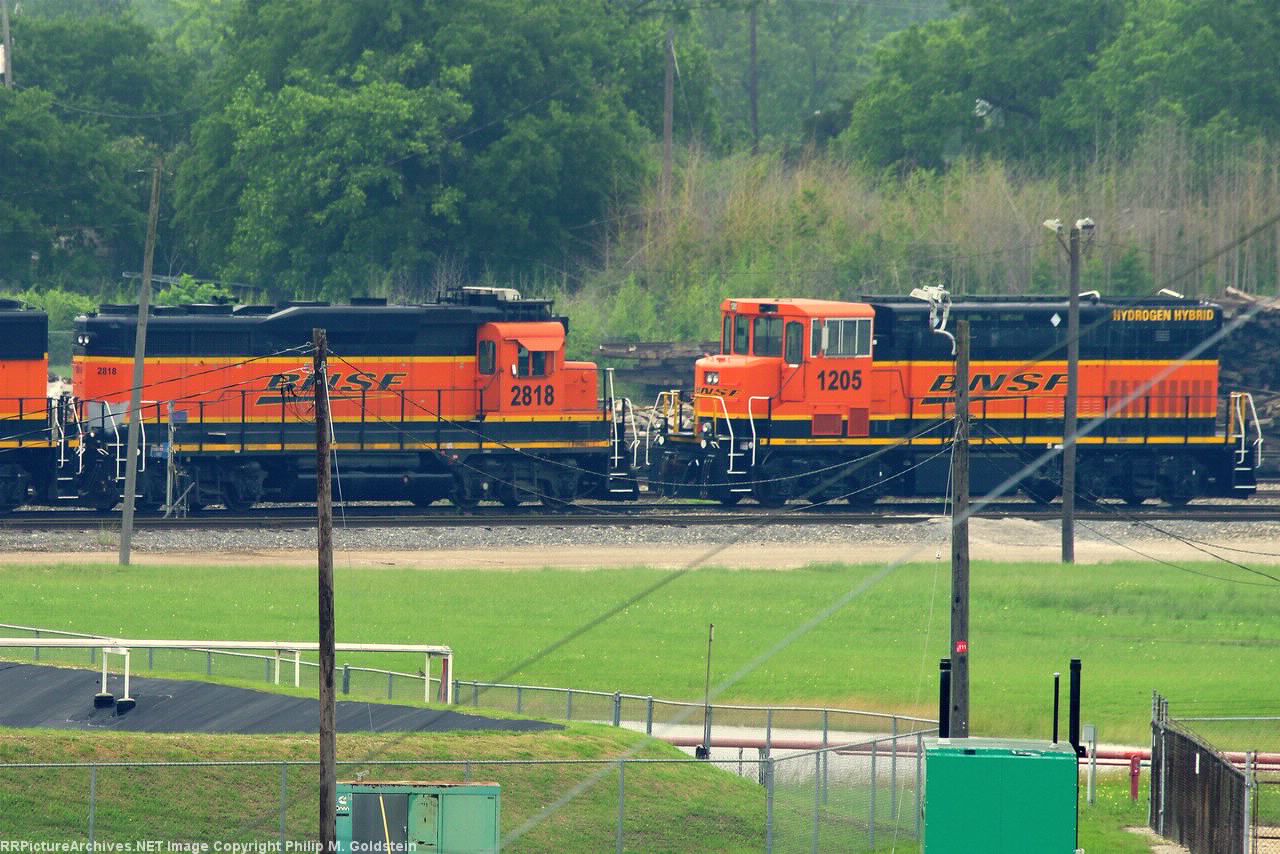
[746,395,772,467]
[693,393,744,474]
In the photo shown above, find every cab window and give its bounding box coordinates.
[825,318,872,358]
[722,315,733,355]
[734,314,750,355]
[785,322,804,365]
[516,346,550,378]
[811,320,823,357]
[478,340,496,375]
[753,316,782,357]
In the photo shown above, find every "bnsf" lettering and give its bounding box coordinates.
[929,372,1067,393]
[257,371,406,404]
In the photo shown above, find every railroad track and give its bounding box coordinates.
[3,501,1279,530]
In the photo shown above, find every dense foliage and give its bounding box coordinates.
[2,0,1279,340]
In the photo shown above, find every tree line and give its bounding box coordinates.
[2,0,1278,332]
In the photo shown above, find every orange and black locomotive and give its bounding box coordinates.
[71,287,635,510]
[648,291,1261,506]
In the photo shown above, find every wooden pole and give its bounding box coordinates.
[314,328,336,848]
[662,27,675,201]
[748,3,759,153]
[1062,225,1081,564]
[950,320,970,738]
[119,157,162,566]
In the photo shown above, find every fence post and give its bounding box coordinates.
[870,740,877,850]
[616,759,625,854]
[265,658,271,683]
[464,760,471,783]
[280,763,288,845]
[148,647,153,670]
[646,696,654,736]
[88,764,96,848]
[765,708,773,761]
[915,732,923,840]
[1244,751,1255,854]
[891,717,899,821]
[516,686,523,714]
[566,689,573,721]
[821,710,829,805]
[206,650,212,675]
[473,682,479,706]
[812,751,821,854]
[765,757,775,854]
[387,673,394,700]
[34,629,39,661]
[342,664,350,695]
[613,692,621,727]
[452,679,459,705]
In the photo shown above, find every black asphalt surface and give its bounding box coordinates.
[0,663,562,734]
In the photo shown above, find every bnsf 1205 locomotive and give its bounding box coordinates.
[648,291,1262,506]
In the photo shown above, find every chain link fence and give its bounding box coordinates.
[1150,693,1279,854]
[0,733,927,852]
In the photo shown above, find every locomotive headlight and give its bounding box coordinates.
[701,421,712,435]
[705,371,720,385]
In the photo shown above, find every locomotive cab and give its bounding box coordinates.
[655,298,879,506]
[696,299,875,438]
[475,321,598,415]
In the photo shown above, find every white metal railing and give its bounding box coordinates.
[0,625,454,704]
[746,395,772,467]
[693,393,744,474]
[640,390,682,467]
[1230,391,1264,469]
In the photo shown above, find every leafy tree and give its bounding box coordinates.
[1068,0,1280,148]
[175,0,695,294]
[153,274,234,306]
[12,9,194,145]
[840,0,1126,170]
[699,0,869,148]
[0,88,142,288]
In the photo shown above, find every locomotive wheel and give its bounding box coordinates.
[752,475,787,508]
[1123,494,1146,507]
[717,494,743,506]
[410,496,436,508]
[1022,479,1060,506]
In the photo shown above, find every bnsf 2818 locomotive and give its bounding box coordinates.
[0,287,636,512]
[648,291,1262,506]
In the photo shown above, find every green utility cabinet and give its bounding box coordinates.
[336,782,500,853]
[924,738,1079,853]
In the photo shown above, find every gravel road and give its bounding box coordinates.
[2,515,1278,568]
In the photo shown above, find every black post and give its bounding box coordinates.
[1069,658,1084,756]
[697,623,714,759]
[950,321,970,738]
[938,659,951,739]
[1051,671,1061,744]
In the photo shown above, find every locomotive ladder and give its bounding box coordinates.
[604,369,639,495]
[1229,391,1264,491]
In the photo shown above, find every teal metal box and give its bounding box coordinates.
[924,738,1078,853]
[336,781,500,853]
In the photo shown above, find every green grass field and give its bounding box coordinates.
[1,558,1274,745]
[0,556,1271,851]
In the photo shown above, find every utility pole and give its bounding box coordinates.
[315,328,336,849]
[950,320,970,738]
[662,27,675,200]
[1,0,13,90]
[119,157,162,566]
[1062,225,1081,564]
[748,3,759,153]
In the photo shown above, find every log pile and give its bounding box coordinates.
[1218,288,1280,441]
